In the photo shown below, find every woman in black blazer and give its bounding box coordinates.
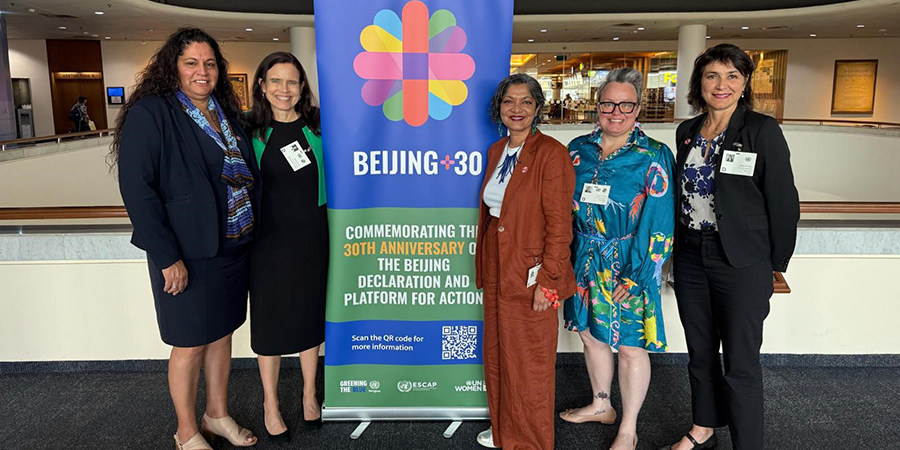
[112,28,260,450]
[660,44,800,450]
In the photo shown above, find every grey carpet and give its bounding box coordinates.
[0,355,897,449]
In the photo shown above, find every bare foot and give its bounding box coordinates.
[302,392,321,421]
[264,403,287,435]
[609,432,637,450]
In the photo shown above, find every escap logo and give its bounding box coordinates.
[397,380,412,393]
[353,0,476,126]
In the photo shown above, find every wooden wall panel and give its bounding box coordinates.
[45,40,107,133]
[45,40,103,73]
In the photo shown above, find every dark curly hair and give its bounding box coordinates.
[489,73,545,132]
[687,43,755,114]
[246,51,321,141]
[108,27,242,169]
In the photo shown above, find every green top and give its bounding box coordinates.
[252,125,326,206]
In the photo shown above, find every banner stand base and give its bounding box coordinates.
[443,421,463,438]
[350,421,370,440]
[322,406,489,421]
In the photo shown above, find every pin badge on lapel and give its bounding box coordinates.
[684,138,691,145]
[522,166,528,173]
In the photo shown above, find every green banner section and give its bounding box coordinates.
[326,207,482,322]
[325,364,487,408]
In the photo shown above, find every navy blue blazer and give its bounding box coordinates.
[118,94,261,269]
[675,105,800,272]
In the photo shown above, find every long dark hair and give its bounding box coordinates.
[687,43,755,114]
[108,27,242,169]
[246,51,321,142]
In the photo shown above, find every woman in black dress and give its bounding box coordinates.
[114,28,258,450]
[246,52,328,443]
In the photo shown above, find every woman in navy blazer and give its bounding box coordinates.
[660,44,799,450]
[111,28,260,450]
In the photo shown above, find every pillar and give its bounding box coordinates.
[0,14,16,140]
[675,24,707,120]
[290,26,319,99]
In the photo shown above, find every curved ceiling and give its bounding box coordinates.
[2,0,897,42]
[152,0,855,15]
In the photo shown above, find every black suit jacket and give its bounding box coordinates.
[675,105,800,272]
[118,94,261,269]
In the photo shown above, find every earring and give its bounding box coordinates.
[497,121,505,137]
[531,120,538,135]
[741,92,745,98]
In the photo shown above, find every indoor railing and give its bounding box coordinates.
[3,202,900,295]
[0,129,114,151]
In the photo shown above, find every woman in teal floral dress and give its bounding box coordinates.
[559,68,674,450]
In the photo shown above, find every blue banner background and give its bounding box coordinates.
[314,0,513,209]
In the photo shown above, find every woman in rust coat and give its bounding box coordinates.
[474,73,576,450]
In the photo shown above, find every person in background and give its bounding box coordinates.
[245,51,328,443]
[70,96,89,132]
[474,73,576,450]
[659,43,799,450]
[560,67,675,450]
[112,27,260,450]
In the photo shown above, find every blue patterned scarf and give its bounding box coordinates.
[176,91,254,239]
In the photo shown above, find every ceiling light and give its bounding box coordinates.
[83,31,90,35]
[94,11,104,15]
[540,29,547,33]
[741,26,750,30]
[146,29,154,32]
[706,35,711,39]
[28,8,35,13]
[272,37,279,41]
[547,59,551,62]
[91,34,98,37]
[58,26,67,30]
[857,24,865,28]
[637,27,645,31]
[245,28,253,32]
[810,33,817,37]
[613,37,620,41]
[104,36,111,40]
[527,39,534,42]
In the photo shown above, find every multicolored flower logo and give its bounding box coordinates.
[353,1,476,126]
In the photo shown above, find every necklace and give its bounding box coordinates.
[704,118,728,136]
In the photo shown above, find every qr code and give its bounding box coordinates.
[441,326,478,360]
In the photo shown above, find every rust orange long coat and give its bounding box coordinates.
[474,130,576,450]
[474,130,576,299]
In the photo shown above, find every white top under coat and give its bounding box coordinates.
[482,140,524,218]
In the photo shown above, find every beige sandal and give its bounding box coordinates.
[174,432,212,450]
[201,413,258,447]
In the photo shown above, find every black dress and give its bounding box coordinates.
[250,119,328,356]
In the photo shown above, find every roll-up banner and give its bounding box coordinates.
[314,0,513,419]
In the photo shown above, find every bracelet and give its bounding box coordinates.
[541,286,562,310]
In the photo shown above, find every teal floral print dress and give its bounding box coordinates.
[563,124,675,351]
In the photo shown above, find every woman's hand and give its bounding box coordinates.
[531,284,559,312]
[162,260,189,296]
[611,285,635,303]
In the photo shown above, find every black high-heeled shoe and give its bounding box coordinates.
[263,403,290,444]
[658,430,717,450]
[266,428,290,444]
[302,416,323,429]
